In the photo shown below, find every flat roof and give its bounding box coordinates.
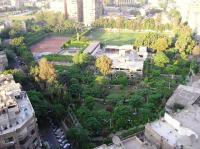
[149,106,200,149]
[0,74,34,135]
[105,45,133,51]
[166,85,200,109]
[84,42,100,54]
[95,136,156,149]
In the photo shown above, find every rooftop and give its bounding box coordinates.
[94,45,148,73]
[84,41,100,55]
[0,74,34,135]
[95,136,156,149]
[165,85,200,112]
[148,105,200,149]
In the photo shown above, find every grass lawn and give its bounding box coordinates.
[86,30,145,46]
[43,54,73,62]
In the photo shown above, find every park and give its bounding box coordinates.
[1,10,200,149]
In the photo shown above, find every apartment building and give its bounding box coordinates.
[83,0,103,26]
[0,74,40,149]
[176,0,200,36]
[114,0,136,6]
[145,82,200,149]
[67,0,83,22]
[49,0,66,13]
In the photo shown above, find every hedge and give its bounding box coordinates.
[43,54,73,62]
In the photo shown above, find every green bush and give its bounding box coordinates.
[120,125,145,138]
[43,54,73,62]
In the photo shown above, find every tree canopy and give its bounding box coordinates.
[95,55,112,76]
[153,52,169,67]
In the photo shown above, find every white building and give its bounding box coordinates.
[92,45,148,75]
[67,0,83,22]
[49,0,66,13]
[83,0,103,26]
[176,0,200,36]
[0,74,40,149]
[114,0,136,6]
[145,80,200,149]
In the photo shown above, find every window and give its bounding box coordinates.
[4,137,14,144]
[31,129,35,135]
[19,136,29,145]
[7,145,16,149]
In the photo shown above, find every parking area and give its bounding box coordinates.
[40,117,72,149]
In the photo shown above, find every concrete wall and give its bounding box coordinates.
[0,116,40,149]
[145,123,176,149]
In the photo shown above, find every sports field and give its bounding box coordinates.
[86,30,145,45]
[30,36,69,54]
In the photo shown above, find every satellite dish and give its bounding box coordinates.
[112,136,121,146]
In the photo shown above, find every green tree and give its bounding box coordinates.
[10,36,24,47]
[27,91,49,119]
[96,55,112,76]
[84,96,95,110]
[153,52,169,67]
[73,52,90,65]
[67,127,90,149]
[95,76,108,85]
[69,78,82,99]
[168,9,181,25]
[112,105,133,130]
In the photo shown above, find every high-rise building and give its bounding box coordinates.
[176,0,200,36]
[83,0,103,26]
[67,0,83,22]
[0,74,40,149]
[114,0,136,6]
[49,0,66,13]
[0,0,24,9]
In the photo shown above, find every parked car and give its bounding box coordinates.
[63,143,70,149]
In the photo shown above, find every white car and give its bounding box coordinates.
[60,135,65,139]
[62,140,68,145]
[58,138,64,143]
[63,143,70,149]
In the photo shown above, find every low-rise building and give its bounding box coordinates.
[0,74,40,149]
[83,41,101,56]
[95,136,156,149]
[145,80,200,149]
[0,51,8,71]
[93,45,148,75]
[165,85,200,114]
[145,105,200,149]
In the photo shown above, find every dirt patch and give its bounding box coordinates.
[30,36,69,54]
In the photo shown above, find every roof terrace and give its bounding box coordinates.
[0,74,34,135]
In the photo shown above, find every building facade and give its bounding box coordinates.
[114,0,136,6]
[0,51,8,72]
[176,0,200,37]
[0,74,40,149]
[83,0,103,26]
[67,0,83,22]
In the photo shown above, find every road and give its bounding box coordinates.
[39,120,60,149]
